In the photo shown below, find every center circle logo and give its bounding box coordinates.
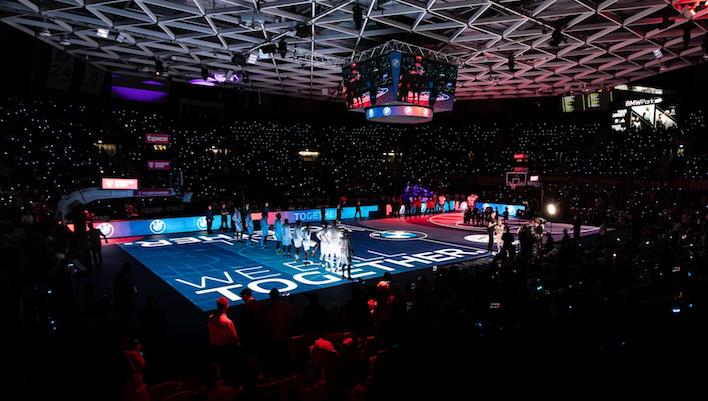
[383,106,392,116]
[149,219,167,234]
[196,216,208,230]
[96,222,114,237]
[370,230,427,240]
[464,234,489,243]
[404,106,412,115]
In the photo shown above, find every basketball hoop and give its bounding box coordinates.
[505,172,527,189]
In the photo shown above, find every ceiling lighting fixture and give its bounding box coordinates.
[39,28,52,37]
[59,34,71,46]
[96,28,110,39]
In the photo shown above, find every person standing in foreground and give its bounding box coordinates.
[87,223,108,269]
[207,297,239,371]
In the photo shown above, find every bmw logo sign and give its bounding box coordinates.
[149,219,167,234]
[96,222,115,238]
[404,106,413,115]
[368,109,375,118]
[508,206,516,215]
[391,58,400,67]
[370,230,427,240]
[383,107,392,116]
[197,216,208,230]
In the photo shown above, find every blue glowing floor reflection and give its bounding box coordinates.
[119,225,488,312]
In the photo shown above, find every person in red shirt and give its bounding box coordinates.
[208,297,239,346]
[207,297,240,373]
[426,198,435,215]
[413,196,422,217]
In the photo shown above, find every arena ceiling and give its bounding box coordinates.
[2,0,707,100]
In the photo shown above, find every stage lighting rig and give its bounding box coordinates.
[508,54,515,72]
[278,39,287,58]
[155,58,164,76]
[550,28,565,47]
[232,53,247,66]
[683,25,691,49]
[295,24,311,38]
[352,3,363,30]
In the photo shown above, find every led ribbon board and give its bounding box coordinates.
[79,205,380,238]
[366,104,433,124]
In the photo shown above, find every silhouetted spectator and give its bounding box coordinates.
[265,289,292,374]
[87,224,108,269]
[113,263,137,327]
[192,363,240,401]
[138,295,167,357]
[239,288,263,356]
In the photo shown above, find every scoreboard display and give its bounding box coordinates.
[561,91,612,112]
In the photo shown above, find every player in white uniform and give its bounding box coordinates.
[293,220,304,260]
[302,223,316,263]
[330,225,343,272]
[316,223,330,267]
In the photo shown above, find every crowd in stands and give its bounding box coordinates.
[1,97,707,398]
[1,98,706,216]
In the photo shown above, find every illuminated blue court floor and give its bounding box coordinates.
[119,224,489,312]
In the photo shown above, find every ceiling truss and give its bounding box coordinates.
[1,0,707,100]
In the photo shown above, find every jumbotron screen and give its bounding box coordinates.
[342,52,458,112]
[610,88,678,132]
